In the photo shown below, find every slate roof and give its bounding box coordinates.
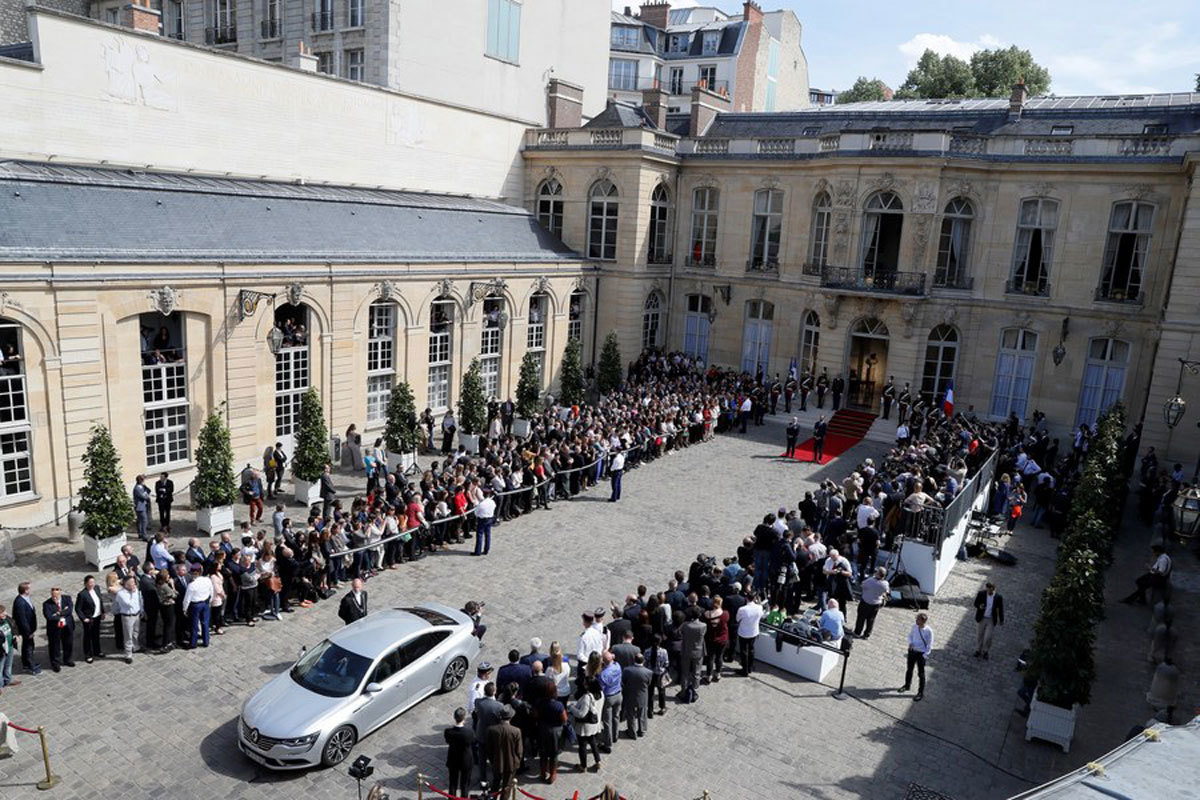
[0,161,581,263]
[703,93,1200,139]
[583,101,659,130]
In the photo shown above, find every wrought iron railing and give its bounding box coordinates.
[1005,277,1050,297]
[204,25,237,44]
[260,19,280,38]
[900,450,998,558]
[820,266,926,295]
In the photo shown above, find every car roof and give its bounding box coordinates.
[327,603,468,659]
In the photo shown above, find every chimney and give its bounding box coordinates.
[624,6,632,16]
[742,0,763,24]
[547,78,584,129]
[689,84,732,137]
[642,87,669,130]
[1009,79,1028,119]
[121,1,161,32]
[289,41,319,72]
[638,1,670,30]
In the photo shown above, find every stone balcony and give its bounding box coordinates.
[820,265,927,296]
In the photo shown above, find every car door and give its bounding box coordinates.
[398,629,452,703]
[353,645,406,734]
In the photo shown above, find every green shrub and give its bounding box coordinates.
[77,424,135,539]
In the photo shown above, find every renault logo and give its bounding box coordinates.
[248,728,260,745]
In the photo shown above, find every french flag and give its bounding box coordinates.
[788,357,798,382]
[943,382,955,417]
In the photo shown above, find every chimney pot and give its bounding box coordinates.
[547,78,584,129]
[1008,79,1028,119]
[638,1,670,30]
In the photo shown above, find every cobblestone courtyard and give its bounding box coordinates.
[0,416,1192,800]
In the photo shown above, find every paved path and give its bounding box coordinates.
[0,417,1186,799]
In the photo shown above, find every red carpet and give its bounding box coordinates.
[782,409,876,464]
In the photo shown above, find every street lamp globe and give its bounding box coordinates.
[1172,484,1200,539]
[1163,394,1186,429]
[267,326,285,355]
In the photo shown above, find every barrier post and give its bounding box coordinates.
[415,771,424,800]
[35,726,59,791]
[832,640,851,700]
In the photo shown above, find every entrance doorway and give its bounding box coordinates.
[846,317,890,411]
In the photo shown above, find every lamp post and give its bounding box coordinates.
[267,325,284,355]
[1162,358,1200,483]
[1171,483,1200,542]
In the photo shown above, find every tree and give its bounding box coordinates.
[291,387,329,482]
[456,358,488,436]
[970,46,1051,97]
[597,332,623,395]
[192,408,237,509]
[1025,549,1100,707]
[515,351,542,419]
[77,424,135,539]
[1195,73,1200,92]
[838,76,889,104]
[383,379,423,455]
[898,49,975,99]
[559,337,585,406]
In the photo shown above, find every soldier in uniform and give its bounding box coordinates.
[784,375,797,413]
[769,374,782,415]
[881,377,896,420]
[800,370,814,412]
[831,374,845,411]
[816,369,830,409]
[897,383,912,425]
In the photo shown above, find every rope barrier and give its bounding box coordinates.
[0,720,59,790]
[515,787,549,800]
[421,781,470,800]
[6,721,38,735]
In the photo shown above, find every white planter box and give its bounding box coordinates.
[83,532,127,569]
[512,418,531,439]
[294,478,322,508]
[459,433,480,454]
[1026,690,1078,752]
[196,505,235,535]
[399,451,417,471]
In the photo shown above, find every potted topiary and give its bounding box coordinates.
[456,358,488,453]
[559,336,585,408]
[193,408,238,534]
[597,331,623,395]
[291,387,329,507]
[77,424,135,568]
[383,379,423,472]
[513,350,542,438]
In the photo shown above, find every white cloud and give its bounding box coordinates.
[897,33,1004,65]
[1046,20,1200,95]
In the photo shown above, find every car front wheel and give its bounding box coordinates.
[441,656,468,692]
[321,725,357,767]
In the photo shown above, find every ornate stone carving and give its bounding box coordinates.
[436,278,455,298]
[533,276,551,294]
[573,275,588,292]
[899,301,920,338]
[1103,319,1127,338]
[832,210,851,260]
[285,282,303,307]
[148,286,178,316]
[649,278,665,296]
[868,172,898,194]
[912,216,932,264]
[694,173,718,189]
[1027,181,1056,198]
[541,165,562,182]
[914,182,938,213]
[760,175,780,190]
[814,178,831,196]
[0,291,20,314]
[834,180,856,208]
[1014,310,1034,329]
[1119,183,1157,201]
[468,278,507,305]
[947,179,973,199]
[376,280,399,302]
[942,305,959,326]
[822,294,841,329]
[591,166,613,184]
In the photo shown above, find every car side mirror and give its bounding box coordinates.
[364,682,383,695]
[297,645,307,661]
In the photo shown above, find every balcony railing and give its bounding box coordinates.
[801,261,824,276]
[204,25,237,44]
[1094,286,1143,304]
[821,266,926,296]
[647,250,673,266]
[1024,137,1074,156]
[746,257,779,274]
[695,138,729,154]
[311,10,334,30]
[1005,278,1051,297]
[932,274,974,290]
[535,130,569,147]
[948,133,987,155]
[589,129,623,146]
[757,138,795,155]
[685,253,715,268]
[868,131,914,151]
[260,18,280,38]
[818,135,840,153]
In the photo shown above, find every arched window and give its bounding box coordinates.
[683,294,712,363]
[648,184,672,264]
[1076,338,1129,427]
[642,292,663,350]
[689,187,718,267]
[749,188,783,269]
[989,328,1038,419]
[141,311,188,467]
[808,191,832,269]
[536,179,563,236]
[860,191,903,282]
[479,296,505,400]
[741,300,774,377]
[934,197,973,288]
[1010,198,1058,295]
[588,180,619,260]
[920,325,958,405]
[799,310,820,373]
[427,297,454,411]
[0,316,33,500]
[1098,201,1154,302]
[273,303,311,443]
[526,292,548,390]
[567,289,585,343]
[366,301,398,425]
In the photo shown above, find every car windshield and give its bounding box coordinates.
[290,640,372,698]
[398,606,455,626]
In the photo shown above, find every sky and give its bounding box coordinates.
[610,0,1200,96]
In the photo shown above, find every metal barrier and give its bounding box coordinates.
[0,716,60,790]
[895,450,998,558]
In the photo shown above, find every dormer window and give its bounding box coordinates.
[1143,123,1167,135]
[668,33,688,53]
[802,126,821,137]
[1050,125,1074,136]
[701,30,719,54]
[610,25,640,49]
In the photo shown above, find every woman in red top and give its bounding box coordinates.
[451,485,469,548]
[702,595,730,683]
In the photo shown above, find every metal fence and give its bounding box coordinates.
[898,449,998,558]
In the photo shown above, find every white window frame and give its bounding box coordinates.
[345,48,364,81]
[588,179,619,261]
[427,299,454,412]
[315,51,334,74]
[808,192,831,268]
[1076,338,1129,428]
[799,310,820,373]
[749,188,783,268]
[366,303,396,426]
[486,0,521,64]
[859,191,904,280]
[699,64,718,90]
[1009,197,1058,295]
[741,300,774,376]
[701,31,719,55]
[213,0,234,29]
[989,328,1038,420]
[689,186,718,267]
[668,67,684,95]
[642,293,663,350]
[608,58,638,91]
[567,291,585,343]
[1098,201,1154,302]
[347,0,363,27]
[921,325,959,405]
[480,297,504,400]
[610,25,639,49]
[537,179,563,236]
[142,314,189,468]
[935,197,974,288]
[275,343,309,439]
[648,184,672,263]
[683,294,712,363]
[0,318,33,502]
[668,34,688,54]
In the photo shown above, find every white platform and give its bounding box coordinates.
[754,629,841,684]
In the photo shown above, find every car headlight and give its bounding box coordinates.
[279,733,320,750]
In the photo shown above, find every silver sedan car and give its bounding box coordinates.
[238,603,480,769]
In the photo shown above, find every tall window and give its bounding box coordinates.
[141,312,189,468]
[1076,338,1129,428]
[683,294,712,363]
[1098,201,1154,302]
[479,297,504,400]
[315,0,333,30]
[316,52,334,74]
[860,191,904,282]
[668,67,684,95]
[648,184,672,264]
[526,293,548,390]
[347,0,363,27]
[799,310,820,373]
[610,25,639,49]
[165,0,185,38]
[567,290,585,342]
[0,318,33,501]
[608,59,638,91]
[212,0,236,41]
[642,293,663,350]
[699,64,717,89]
[274,305,310,441]
[934,197,973,288]
[920,325,959,405]
[808,192,831,268]
[486,0,521,63]
[741,300,774,376]
[366,302,396,426]
[427,298,454,411]
[689,187,718,267]
[701,31,719,55]
[588,180,619,260]
[989,328,1038,420]
[749,188,783,269]
[536,180,563,236]
[1009,198,1058,295]
[345,49,364,81]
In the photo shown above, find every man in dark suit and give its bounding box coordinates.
[973,582,1004,659]
[337,578,368,625]
[472,682,506,787]
[785,417,801,458]
[172,564,190,648]
[881,377,896,420]
[500,398,515,436]
[518,637,548,669]
[831,374,845,410]
[41,587,76,671]
[319,463,337,519]
[678,607,706,701]
[75,575,105,663]
[154,471,175,532]
[621,653,654,739]
[496,649,533,698]
[184,538,206,566]
[139,566,162,651]
[12,582,40,674]
[486,706,523,797]
[443,707,475,799]
[812,416,828,463]
[611,630,640,669]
